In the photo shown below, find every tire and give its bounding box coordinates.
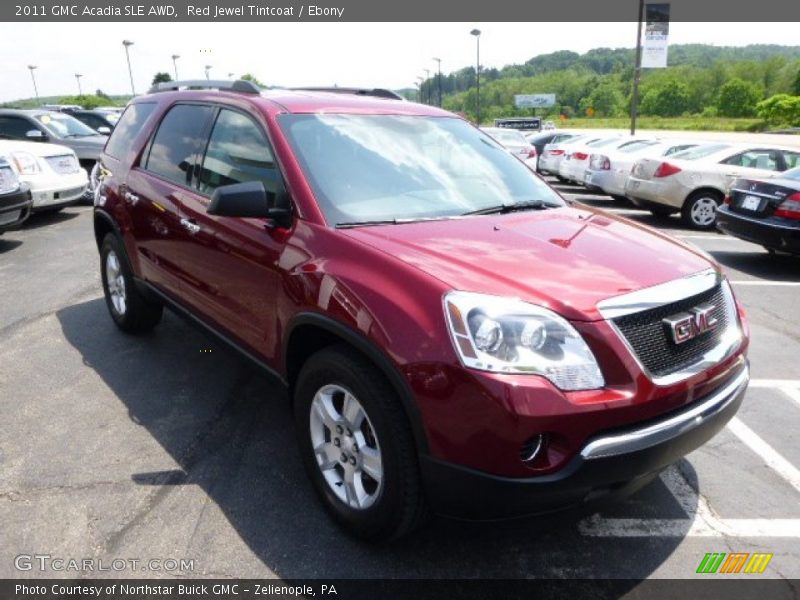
[555,175,567,183]
[648,205,675,218]
[100,233,163,333]
[682,190,723,230]
[294,345,426,541]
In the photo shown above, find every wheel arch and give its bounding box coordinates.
[684,186,726,207]
[284,312,430,455]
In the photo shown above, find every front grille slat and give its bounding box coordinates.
[45,155,79,175]
[612,284,729,378]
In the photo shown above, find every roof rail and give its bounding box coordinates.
[148,79,261,94]
[290,87,404,101]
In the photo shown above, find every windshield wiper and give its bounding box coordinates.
[461,199,555,216]
[335,216,452,229]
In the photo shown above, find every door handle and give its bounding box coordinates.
[124,191,140,205]
[180,218,201,234]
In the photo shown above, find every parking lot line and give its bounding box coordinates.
[675,235,742,241]
[727,417,800,495]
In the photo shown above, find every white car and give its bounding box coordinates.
[584,139,701,201]
[0,141,88,212]
[557,135,625,185]
[538,134,592,177]
[481,127,538,169]
[625,143,800,229]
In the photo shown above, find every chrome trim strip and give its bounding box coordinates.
[581,364,749,460]
[596,269,719,320]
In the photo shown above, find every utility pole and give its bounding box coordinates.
[630,0,644,135]
[122,40,135,95]
[171,54,180,80]
[27,65,40,104]
[470,29,481,124]
[432,57,442,107]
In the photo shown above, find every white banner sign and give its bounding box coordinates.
[642,3,670,69]
[514,94,556,109]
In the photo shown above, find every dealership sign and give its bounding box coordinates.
[642,3,670,68]
[514,94,556,109]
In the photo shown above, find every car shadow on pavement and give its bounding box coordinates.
[23,208,82,230]
[710,250,800,281]
[0,238,23,253]
[57,298,695,580]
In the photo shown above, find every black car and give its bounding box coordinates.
[525,131,579,172]
[717,167,800,256]
[0,159,32,235]
[62,109,118,134]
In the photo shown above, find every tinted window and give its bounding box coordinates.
[106,102,157,159]
[78,114,106,130]
[198,109,281,195]
[145,104,214,186]
[0,116,37,139]
[722,150,780,171]
[782,151,800,170]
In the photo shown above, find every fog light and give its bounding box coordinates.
[520,433,546,464]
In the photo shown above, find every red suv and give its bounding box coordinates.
[93,80,750,540]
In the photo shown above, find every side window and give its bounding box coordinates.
[198,109,283,198]
[782,151,800,170]
[106,102,157,159]
[722,150,780,171]
[0,116,37,139]
[145,104,214,186]
[82,114,104,130]
[664,144,693,156]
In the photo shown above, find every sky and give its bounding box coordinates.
[1,21,799,102]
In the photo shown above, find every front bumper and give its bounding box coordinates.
[422,363,748,520]
[0,185,33,232]
[716,207,800,255]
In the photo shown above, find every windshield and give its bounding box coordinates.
[280,115,565,226]
[671,144,731,161]
[35,112,98,138]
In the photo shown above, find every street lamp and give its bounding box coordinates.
[227,72,234,79]
[204,65,212,80]
[470,28,481,124]
[27,65,40,104]
[75,73,83,96]
[432,57,442,107]
[171,54,180,80]
[122,40,135,95]
[423,68,431,105]
[416,76,424,104]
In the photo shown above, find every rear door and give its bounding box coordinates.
[172,106,290,359]
[124,103,216,299]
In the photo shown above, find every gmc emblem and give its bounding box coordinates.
[662,303,718,345]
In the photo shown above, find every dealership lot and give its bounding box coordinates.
[0,183,798,585]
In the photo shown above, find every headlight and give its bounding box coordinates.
[11,151,41,175]
[444,291,605,391]
[0,165,20,194]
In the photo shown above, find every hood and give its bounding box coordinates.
[341,206,716,321]
[0,140,74,158]
[63,135,107,149]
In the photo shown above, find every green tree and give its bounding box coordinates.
[240,73,265,87]
[793,68,800,95]
[640,81,691,117]
[581,81,625,117]
[151,72,172,86]
[717,78,762,117]
[756,94,800,127]
[58,94,107,109]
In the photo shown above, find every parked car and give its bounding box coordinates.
[0,141,87,213]
[94,80,749,541]
[63,108,119,134]
[716,166,800,255]
[584,139,701,201]
[525,131,579,172]
[0,109,106,201]
[538,134,593,177]
[558,135,625,184]
[481,126,537,168]
[0,158,32,233]
[625,143,800,229]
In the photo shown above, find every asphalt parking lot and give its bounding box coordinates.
[1,184,799,586]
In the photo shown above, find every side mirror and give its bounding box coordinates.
[97,126,111,135]
[207,180,292,228]
[26,129,47,141]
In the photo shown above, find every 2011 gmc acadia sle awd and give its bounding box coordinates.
[92,79,750,541]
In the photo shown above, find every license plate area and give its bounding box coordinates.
[738,194,763,212]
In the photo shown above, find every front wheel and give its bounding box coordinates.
[682,191,723,230]
[294,345,426,541]
[100,233,163,333]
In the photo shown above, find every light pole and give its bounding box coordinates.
[432,57,442,107]
[204,65,212,80]
[423,68,431,105]
[630,0,644,135]
[227,72,234,79]
[27,65,40,104]
[416,77,424,103]
[75,73,83,96]
[122,40,135,95]
[171,54,180,80]
[470,28,481,124]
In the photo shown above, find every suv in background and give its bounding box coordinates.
[0,109,106,201]
[93,80,750,541]
[62,108,120,135]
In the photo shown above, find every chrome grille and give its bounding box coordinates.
[45,155,79,175]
